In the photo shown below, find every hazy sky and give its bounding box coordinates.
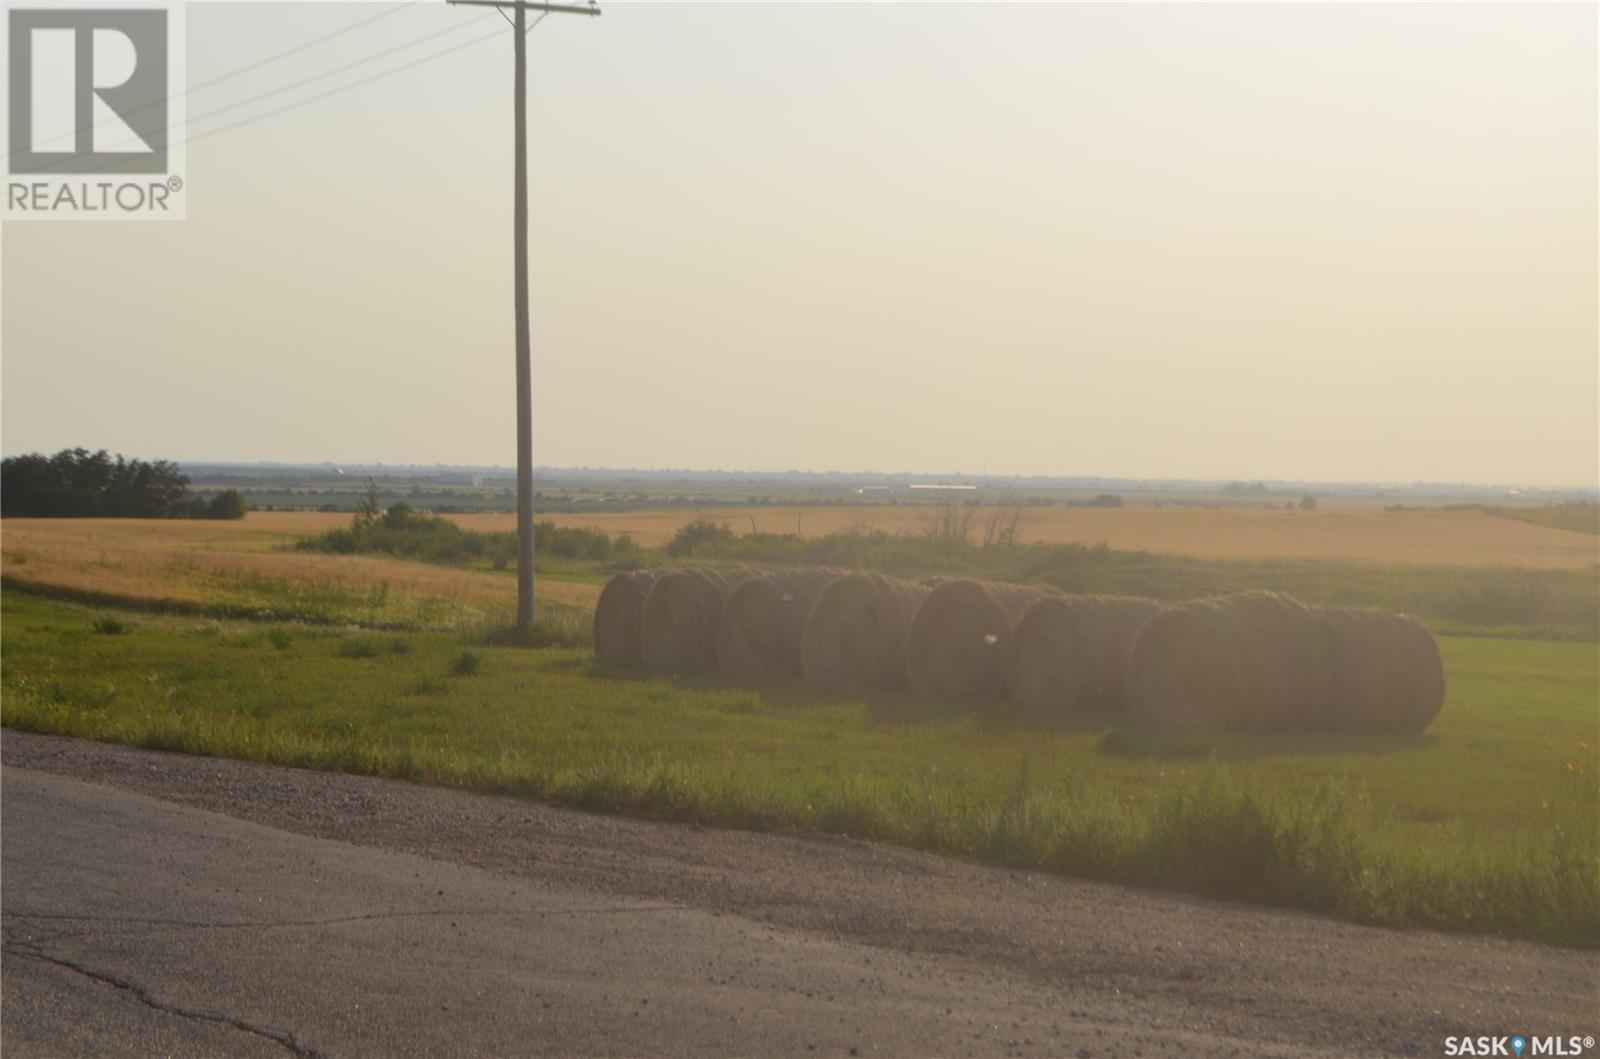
[2,2,1596,486]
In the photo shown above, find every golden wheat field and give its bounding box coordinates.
[0,516,600,619]
[469,505,1598,569]
[0,506,1592,624]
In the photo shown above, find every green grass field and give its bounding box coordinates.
[1485,503,1600,536]
[2,589,1594,948]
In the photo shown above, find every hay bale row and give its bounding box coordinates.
[600,568,936,690]
[599,573,1444,735]
[1125,592,1331,731]
[1126,592,1444,733]
[600,570,1151,709]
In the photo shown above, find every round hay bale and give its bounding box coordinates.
[1316,605,1445,734]
[905,579,1051,701]
[1389,612,1446,733]
[592,570,661,664]
[1004,595,1164,717]
[716,567,844,681]
[1316,605,1401,732]
[640,568,753,672]
[1126,592,1334,731]
[800,573,932,691]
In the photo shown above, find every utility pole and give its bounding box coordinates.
[449,0,600,637]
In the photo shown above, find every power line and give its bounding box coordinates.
[173,26,509,151]
[9,3,420,157]
[96,13,500,154]
[72,19,520,173]
[188,3,422,95]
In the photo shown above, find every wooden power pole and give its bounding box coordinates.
[449,0,600,637]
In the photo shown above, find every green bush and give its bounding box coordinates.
[535,521,616,560]
[205,489,248,520]
[383,502,417,529]
[297,508,633,568]
[666,519,735,557]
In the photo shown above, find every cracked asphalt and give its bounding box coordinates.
[2,731,1596,1058]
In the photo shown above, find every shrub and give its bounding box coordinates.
[206,489,249,520]
[535,521,614,560]
[666,519,735,557]
[383,502,416,529]
[91,617,129,635]
[450,651,481,676]
[297,512,631,568]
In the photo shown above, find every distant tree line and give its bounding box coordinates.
[1,448,247,519]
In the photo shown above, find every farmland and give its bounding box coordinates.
[1,506,1596,946]
[3,501,1596,594]
[9,500,1592,571]
[460,503,1600,568]
[5,509,1595,640]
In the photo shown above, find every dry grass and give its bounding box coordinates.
[0,515,600,624]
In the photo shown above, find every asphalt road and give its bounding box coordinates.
[2,731,1595,1058]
